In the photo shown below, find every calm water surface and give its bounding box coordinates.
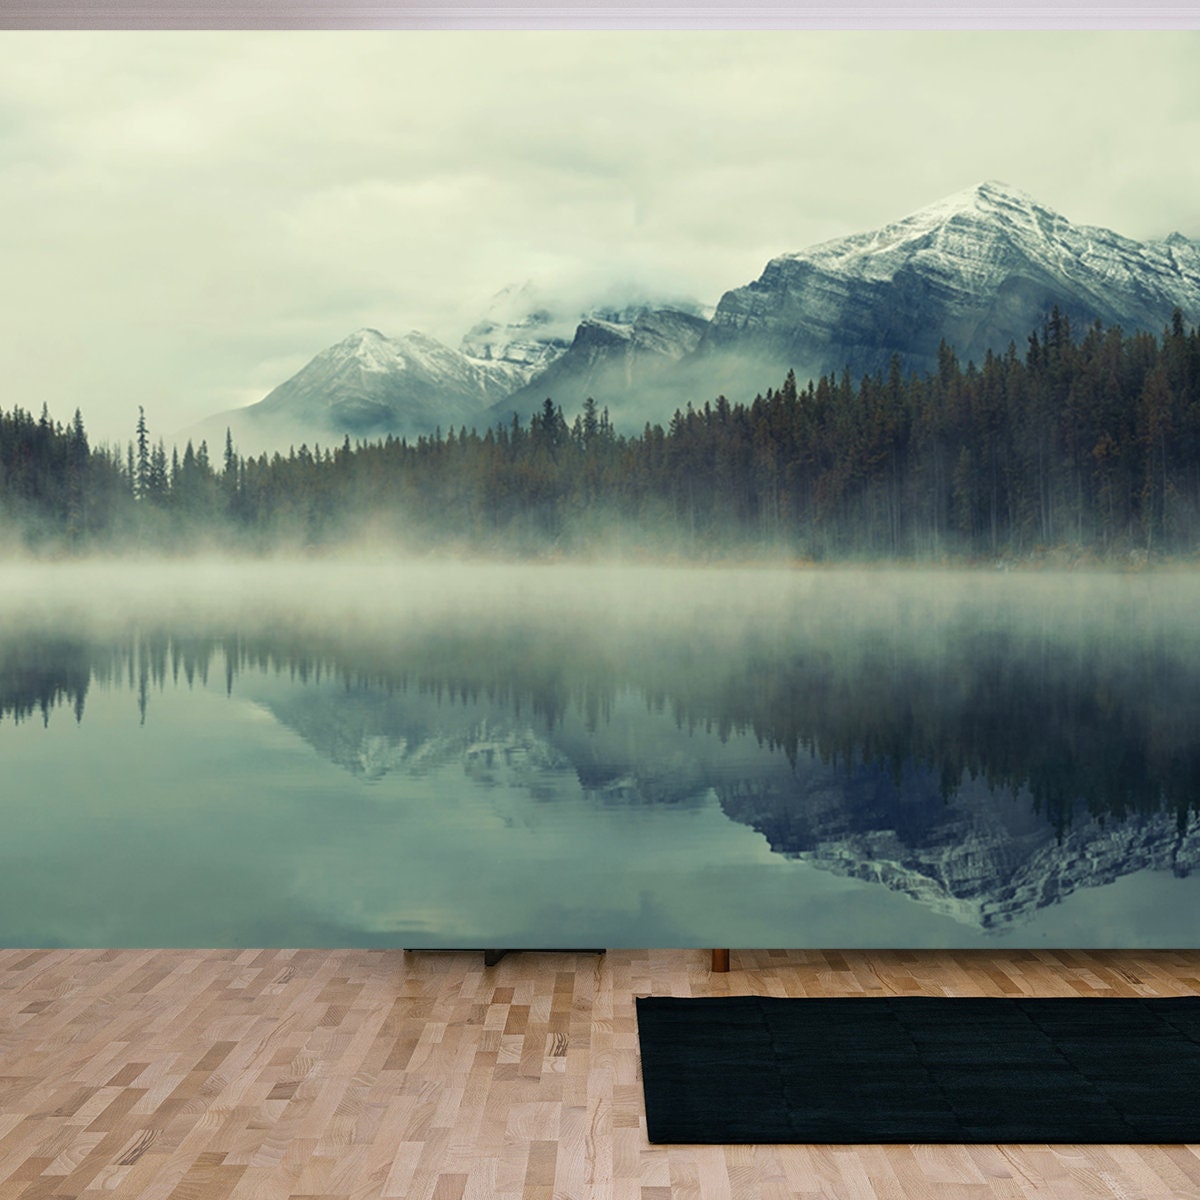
[3,561,1200,948]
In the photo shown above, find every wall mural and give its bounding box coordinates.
[2,29,1198,948]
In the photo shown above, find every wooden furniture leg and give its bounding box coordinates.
[711,948,730,972]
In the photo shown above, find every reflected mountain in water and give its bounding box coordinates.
[250,678,1200,934]
[250,679,724,810]
[716,767,1200,932]
[7,566,1200,941]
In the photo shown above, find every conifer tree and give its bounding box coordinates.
[135,407,150,501]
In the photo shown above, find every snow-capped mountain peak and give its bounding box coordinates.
[345,326,388,343]
[790,179,1071,286]
[703,180,1200,382]
[329,327,410,373]
[930,178,1038,214]
[459,281,578,370]
[182,324,537,454]
[459,282,714,372]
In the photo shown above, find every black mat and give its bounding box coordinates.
[636,995,1200,1143]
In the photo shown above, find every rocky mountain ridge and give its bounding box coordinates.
[701,179,1200,383]
[187,182,1200,453]
[485,305,711,429]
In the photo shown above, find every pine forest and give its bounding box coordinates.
[3,309,1199,563]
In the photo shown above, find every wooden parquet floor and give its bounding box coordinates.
[3,947,1200,1200]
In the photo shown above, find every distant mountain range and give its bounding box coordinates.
[183,181,1200,455]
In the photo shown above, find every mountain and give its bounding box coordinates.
[457,280,579,371]
[190,182,1199,452]
[700,179,1200,386]
[180,291,709,453]
[182,327,534,456]
[483,304,711,430]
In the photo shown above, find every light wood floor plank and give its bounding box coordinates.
[3,948,1200,1198]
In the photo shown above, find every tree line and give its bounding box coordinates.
[3,309,1198,559]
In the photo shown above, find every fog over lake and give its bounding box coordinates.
[3,560,1200,949]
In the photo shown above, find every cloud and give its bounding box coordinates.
[0,30,1196,443]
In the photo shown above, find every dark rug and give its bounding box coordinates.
[636,994,1200,1143]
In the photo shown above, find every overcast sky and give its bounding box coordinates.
[1,31,1197,444]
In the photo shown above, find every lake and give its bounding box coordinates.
[3,560,1200,949]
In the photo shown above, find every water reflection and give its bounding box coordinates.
[3,564,1200,946]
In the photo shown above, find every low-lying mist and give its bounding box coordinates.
[3,554,1196,635]
[3,555,1198,640]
